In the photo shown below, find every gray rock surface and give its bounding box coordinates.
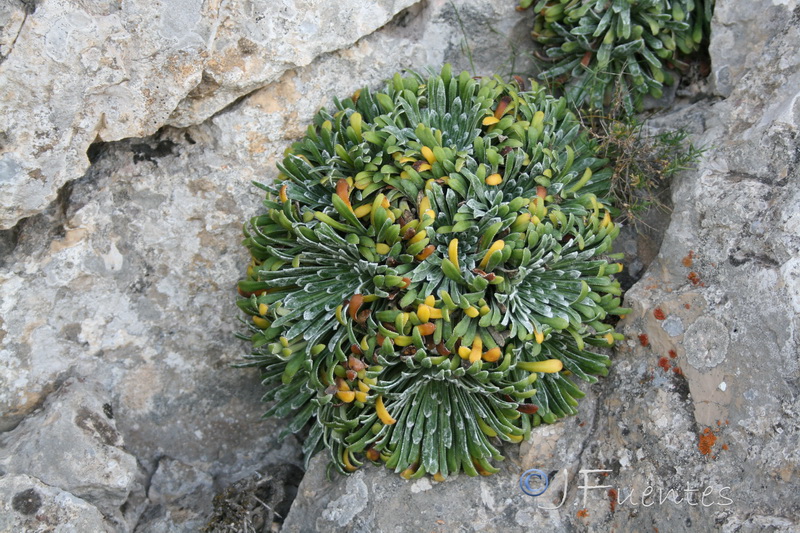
[0,377,142,528]
[708,0,795,97]
[140,457,215,532]
[0,128,305,529]
[0,474,113,532]
[0,0,417,229]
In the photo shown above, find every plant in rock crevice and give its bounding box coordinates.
[587,111,706,225]
[236,65,629,479]
[519,0,715,112]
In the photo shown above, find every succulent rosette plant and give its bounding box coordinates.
[520,0,715,111]
[236,65,629,479]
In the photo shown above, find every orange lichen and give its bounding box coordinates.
[638,333,649,347]
[698,427,717,456]
[668,349,678,359]
[653,308,666,320]
[672,366,683,375]
[658,357,671,372]
[684,303,691,309]
[682,250,694,267]
[608,488,618,513]
[576,508,589,518]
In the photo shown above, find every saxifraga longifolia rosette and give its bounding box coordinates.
[236,65,630,480]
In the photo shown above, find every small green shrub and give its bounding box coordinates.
[580,108,707,225]
[236,66,629,479]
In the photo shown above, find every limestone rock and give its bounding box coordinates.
[0,378,141,528]
[0,128,305,529]
[134,458,214,532]
[0,0,417,230]
[0,474,113,533]
[708,0,798,97]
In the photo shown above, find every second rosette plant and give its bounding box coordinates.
[522,0,715,111]
[237,65,629,479]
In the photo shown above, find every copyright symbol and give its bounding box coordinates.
[519,468,549,497]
